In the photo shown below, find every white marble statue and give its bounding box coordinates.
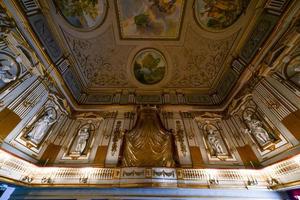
[244,112,272,144]
[27,109,57,144]
[0,64,17,83]
[74,127,90,155]
[207,128,224,155]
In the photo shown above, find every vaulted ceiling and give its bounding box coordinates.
[26,0,289,106]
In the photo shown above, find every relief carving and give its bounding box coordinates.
[166,28,238,88]
[111,121,124,156]
[174,120,187,157]
[64,27,133,88]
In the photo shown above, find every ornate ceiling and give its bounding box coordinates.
[1,1,300,194]
[23,0,289,106]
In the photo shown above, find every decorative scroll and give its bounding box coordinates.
[102,111,118,139]
[111,121,123,156]
[174,121,187,157]
[180,112,195,139]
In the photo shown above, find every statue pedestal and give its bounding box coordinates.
[69,152,81,160]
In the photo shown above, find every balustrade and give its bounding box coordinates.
[0,150,299,188]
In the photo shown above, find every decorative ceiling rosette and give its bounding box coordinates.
[53,0,108,30]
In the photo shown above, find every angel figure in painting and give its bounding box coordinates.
[244,111,272,144]
[207,128,224,155]
[26,108,57,144]
[74,127,90,155]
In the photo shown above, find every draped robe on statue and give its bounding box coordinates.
[121,109,176,167]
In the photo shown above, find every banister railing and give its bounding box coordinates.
[0,149,299,189]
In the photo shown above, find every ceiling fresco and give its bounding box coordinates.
[53,0,108,29]
[63,24,237,90]
[23,0,288,105]
[194,0,250,30]
[133,49,166,85]
[115,0,186,39]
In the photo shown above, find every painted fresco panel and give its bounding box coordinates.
[116,0,185,39]
[54,0,108,29]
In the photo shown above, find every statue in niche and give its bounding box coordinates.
[26,108,57,144]
[243,109,273,145]
[69,123,95,158]
[74,126,90,155]
[206,126,224,155]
